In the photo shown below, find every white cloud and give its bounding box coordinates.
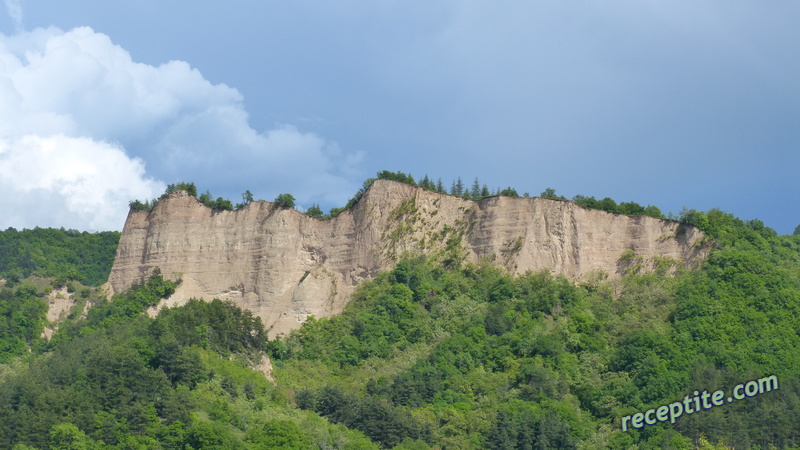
[0,135,164,230]
[0,26,363,230]
[0,27,241,141]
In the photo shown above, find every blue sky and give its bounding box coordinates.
[0,1,797,233]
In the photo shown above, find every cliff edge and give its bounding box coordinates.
[109,180,711,337]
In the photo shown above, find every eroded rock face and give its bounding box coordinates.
[109,180,711,337]
[42,286,78,340]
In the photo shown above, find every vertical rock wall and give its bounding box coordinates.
[109,180,711,337]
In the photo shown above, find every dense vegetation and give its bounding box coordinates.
[0,271,375,449]
[0,227,120,286]
[0,281,48,363]
[269,208,800,448]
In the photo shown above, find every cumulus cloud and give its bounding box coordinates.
[0,135,164,230]
[0,26,362,230]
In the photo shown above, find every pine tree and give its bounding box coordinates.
[470,178,481,199]
[486,410,516,449]
[453,177,465,197]
[420,175,434,191]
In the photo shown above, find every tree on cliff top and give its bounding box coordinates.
[164,182,198,198]
[274,193,296,209]
[235,190,254,210]
[376,170,416,186]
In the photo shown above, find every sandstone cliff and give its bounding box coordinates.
[109,180,711,337]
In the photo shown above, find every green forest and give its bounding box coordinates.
[1,181,799,448]
[0,227,120,287]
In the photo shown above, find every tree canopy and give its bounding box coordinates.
[0,227,119,286]
[273,193,296,209]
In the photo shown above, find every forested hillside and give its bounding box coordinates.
[0,197,798,448]
[270,209,800,448]
[0,270,376,449]
[0,227,119,287]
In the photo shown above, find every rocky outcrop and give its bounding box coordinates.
[42,286,87,340]
[109,180,711,337]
